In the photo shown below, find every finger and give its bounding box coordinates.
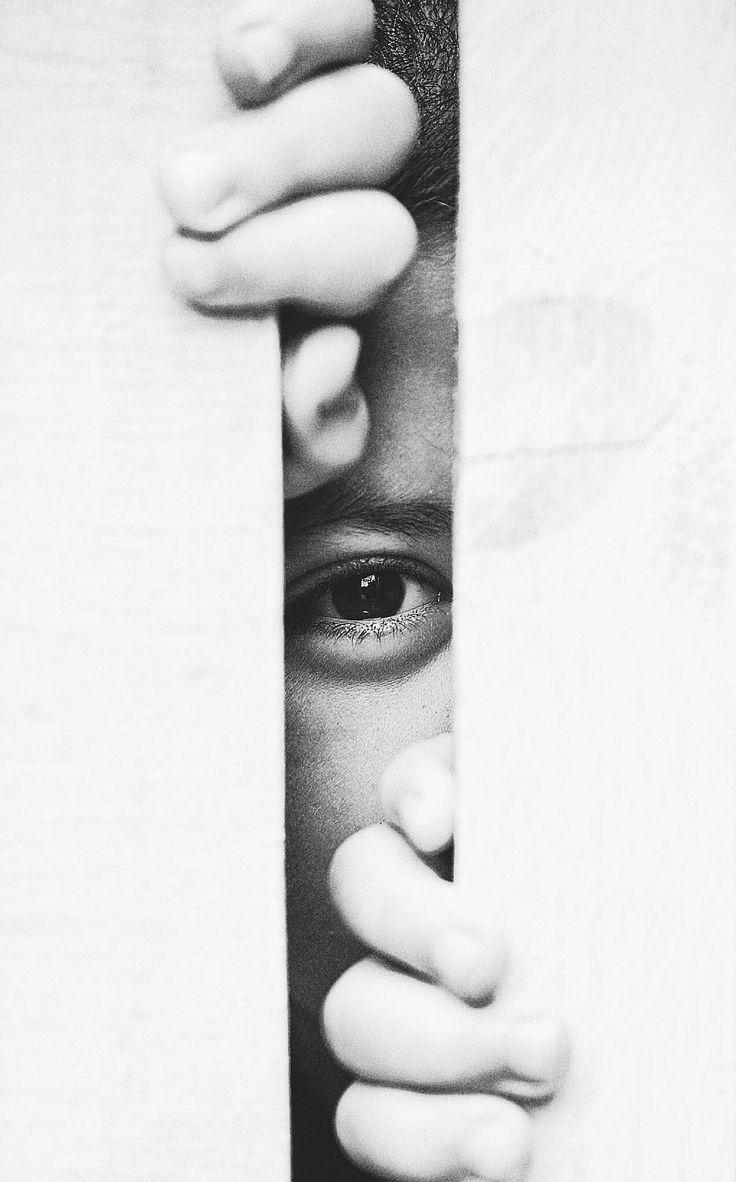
[330,823,507,1002]
[160,64,419,234]
[380,733,454,854]
[323,958,569,1101]
[217,0,375,105]
[283,324,369,499]
[336,1084,533,1182]
[162,190,417,316]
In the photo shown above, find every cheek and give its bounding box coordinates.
[284,650,452,1014]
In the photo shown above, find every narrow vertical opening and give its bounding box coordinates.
[281,3,458,1176]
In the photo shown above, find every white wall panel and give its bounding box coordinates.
[456,2,735,1177]
[0,4,289,1179]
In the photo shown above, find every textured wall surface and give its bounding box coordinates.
[456,1,735,1177]
[0,3,289,1179]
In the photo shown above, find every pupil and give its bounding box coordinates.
[331,571,406,620]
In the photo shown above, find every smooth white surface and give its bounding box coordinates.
[0,4,289,1179]
[456,2,735,1177]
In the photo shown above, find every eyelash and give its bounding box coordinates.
[299,603,441,645]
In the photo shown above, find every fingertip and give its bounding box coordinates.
[308,191,417,316]
[501,1014,572,1096]
[327,824,383,914]
[217,0,375,105]
[160,132,258,235]
[430,926,510,1004]
[367,63,421,158]
[461,1105,533,1182]
[392,787,453,855]
[283,323,362,424]
[326,828,361,921]
[333,1081,374,1168]
[283,323,368,497]
[162,234,226,304]
[380,734,454,854]
[333,1083,355,1157]
[378,193,420,293]
[159,140,238,232]
[217,17,296,104]
[319,977,343,1067]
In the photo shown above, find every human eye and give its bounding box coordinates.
[285,554,452,680]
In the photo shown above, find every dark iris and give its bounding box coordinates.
[331,571,406,620]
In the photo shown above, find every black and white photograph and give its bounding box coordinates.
[2,1,734,1179]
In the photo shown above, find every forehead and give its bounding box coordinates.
[354,233,456,501]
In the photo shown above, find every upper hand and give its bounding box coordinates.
[160,0,420,498]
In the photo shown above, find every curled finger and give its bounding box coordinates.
[283,324,369,498]
[160,64,419,234]
[330,824,508,1003]
[217,0,375,105]
[336,1083,533,1182]
[163,189,417,316]
[323,958,569,1101]
[380,732,454,854]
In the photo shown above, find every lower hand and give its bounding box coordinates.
[324,735,570,1181]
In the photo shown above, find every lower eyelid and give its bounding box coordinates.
[304,602,439,639]
[284,601,452,681]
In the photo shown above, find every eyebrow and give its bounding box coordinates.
[285,488,453,542]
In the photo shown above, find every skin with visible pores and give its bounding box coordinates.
[162,2,569,1178]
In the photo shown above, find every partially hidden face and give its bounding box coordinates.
[284,234,455,1104]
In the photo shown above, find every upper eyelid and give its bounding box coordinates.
[285,553,452,606]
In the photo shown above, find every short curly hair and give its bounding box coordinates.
[371,0,458,231]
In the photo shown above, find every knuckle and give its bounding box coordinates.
[328,824,386,910]
[327,832,360,908]
[348,0,376,44]
[336,1084,429,1179]
[373,63,421,138]
[334,1081,371,1160]
[345,64,420,162]
[321,965,366,1065]
[320,979,345,1060]
[356,62,417,109]
[375,193,419,267]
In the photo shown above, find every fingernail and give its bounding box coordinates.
[239,24,293,87]
[318,383,363,422]
[395,787,450,854]
[462,1113,532,1181]
[160,147,241,231]
[431,926,505,1001]
[503,1015,570,1088]
[164,237,225,303]
[393,787,425,842]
